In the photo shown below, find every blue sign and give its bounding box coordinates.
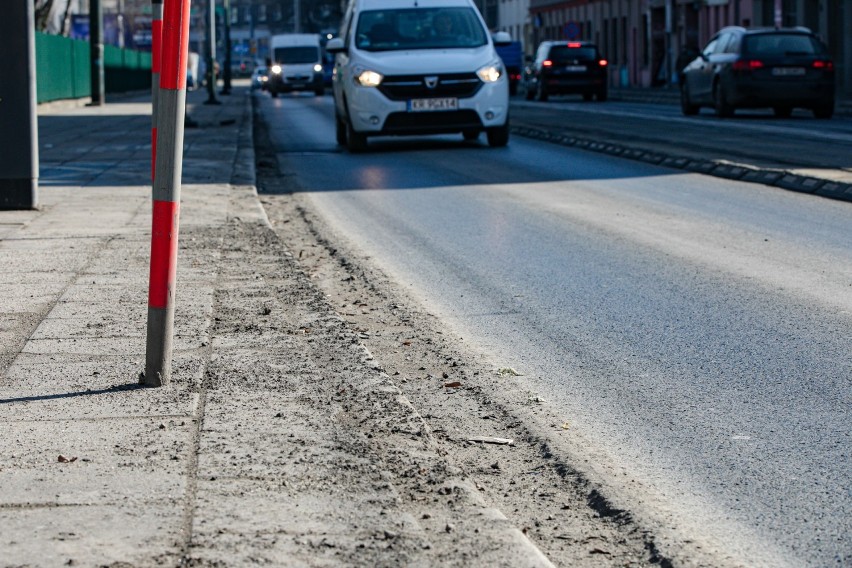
[564,21,580,40]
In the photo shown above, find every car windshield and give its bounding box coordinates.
[273,46,319,64]
[548,45,599,62]
[355,7,488,51]
[743,34,823,56]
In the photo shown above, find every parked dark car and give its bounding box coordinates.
[524,41,608,102]
[251,66,269,90]
[680,26,835,119]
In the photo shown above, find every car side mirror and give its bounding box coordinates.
[700,52,709,61]
[326,37,346,54]
[492,31,512,46]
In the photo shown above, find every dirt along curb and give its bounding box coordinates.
[250,93,701,568]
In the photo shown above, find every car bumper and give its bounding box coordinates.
[269,74,324,92]
[542,75,606,93]
[347,79,509,135]
[728,80,834,107]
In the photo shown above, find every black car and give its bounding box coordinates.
[680,26,835,118]
[524,41,608,102]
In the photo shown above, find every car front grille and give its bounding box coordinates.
[378,73,483,101]
[382,110,483,134]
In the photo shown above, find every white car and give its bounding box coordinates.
[327,0,511,152]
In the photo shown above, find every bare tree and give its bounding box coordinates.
[34,0,55,31]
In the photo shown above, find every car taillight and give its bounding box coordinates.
[813,60,834,71]
[543,60,553,67]
[567,42,582,48]
[732,59,764,71]
[598,59,608,67]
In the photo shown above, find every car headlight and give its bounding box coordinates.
[314,64,324,73]
[477,63,503,83]
[355,68,383,87]
[271,65,282,74]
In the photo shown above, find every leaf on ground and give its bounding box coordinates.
[467,436,514,445]
[497,367,522,376]
[57,455,78,463]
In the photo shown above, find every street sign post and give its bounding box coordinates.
[89,0,105,106]
[0,0,38,210]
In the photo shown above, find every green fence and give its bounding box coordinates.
[35,32,152,104]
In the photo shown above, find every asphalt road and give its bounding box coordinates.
[257,92,852,567]
[511,97,852,176]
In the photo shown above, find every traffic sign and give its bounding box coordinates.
[564,21,580,40]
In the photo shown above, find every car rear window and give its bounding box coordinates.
[743,34,823,56]
[548,46,599,62]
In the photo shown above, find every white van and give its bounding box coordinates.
[326,0,512,151]
[268,34,325,97]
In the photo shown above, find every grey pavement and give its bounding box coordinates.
[0,84,553,567]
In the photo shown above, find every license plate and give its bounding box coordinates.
[564,65,587,72]
[772,67,805,76]
[408,98,458,112]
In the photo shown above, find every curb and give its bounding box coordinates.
[511,125,852,204]
[231,90,273,229]
[609,88,852,118]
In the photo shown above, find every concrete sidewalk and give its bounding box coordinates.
[0,86,553,567]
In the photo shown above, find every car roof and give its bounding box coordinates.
[718,25,814,36]
[541,40,598,48]
[354,0,474,9]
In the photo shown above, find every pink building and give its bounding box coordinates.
[528,0,850,95]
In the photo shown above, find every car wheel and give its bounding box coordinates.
[582,93,593,102]
[346,120,368,153]
[713,81,734,118]
[462,129,480,141]
[509,82,518,96]
[486,121,510,147]
[270,90,279,98]
[773,106,792,118]
[535,83,549,102]
[680,83,700,115]
[595,89,608,102]
[335,114,347,146]
[813,103,834,119]
[524,84,535,101]
[315,88,325,97]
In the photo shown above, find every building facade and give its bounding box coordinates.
[524,0,849,94]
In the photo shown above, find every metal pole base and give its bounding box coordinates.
[144,305,175,387]
[0,179,38,210]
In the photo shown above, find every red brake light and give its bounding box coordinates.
[567,42,582,48]
[598,59,608,67]
[543,60,553,67]
[813,60,834,71]
[732,59,764,71]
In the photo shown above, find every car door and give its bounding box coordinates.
[689,36,721,101]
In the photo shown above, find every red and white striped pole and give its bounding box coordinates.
[151,0,163,181]
[144,0,191,387]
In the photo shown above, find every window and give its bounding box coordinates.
[744,33,823,56]
[354,7,488,51]
[274,46,320,64]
